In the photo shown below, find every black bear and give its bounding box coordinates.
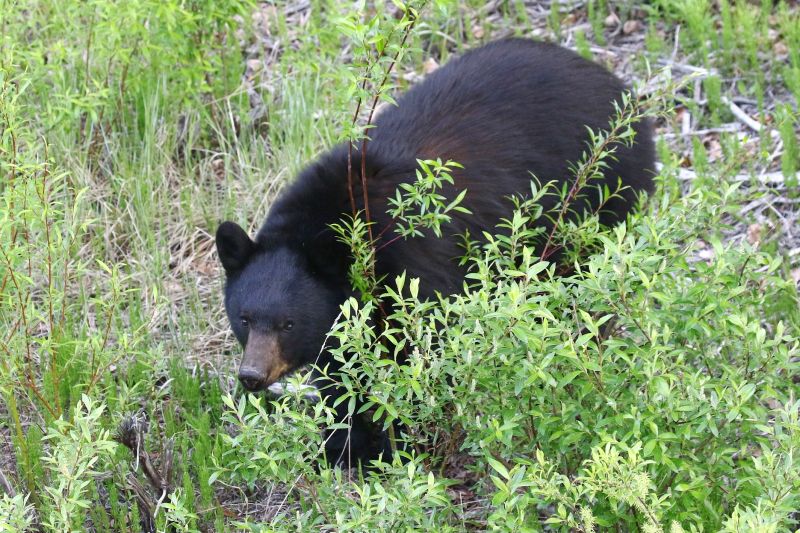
[215,38,656,465]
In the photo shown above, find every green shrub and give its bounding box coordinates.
[41,396,118,531]
[320,178,799,529]
[0,493,35,532]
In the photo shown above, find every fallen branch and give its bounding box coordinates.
[115,414,174,532]
[0,467,15,497]
[722,96,763,133]
[660,124,740,138]
[663,164,791,186]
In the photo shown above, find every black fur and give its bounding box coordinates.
[216,38,656,465]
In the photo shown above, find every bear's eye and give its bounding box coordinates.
[283,320,294,331]
[240,318,250,329]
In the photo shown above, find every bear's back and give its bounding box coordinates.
[364,39,654,295]
[260,39,655,299]
[372,39,638,170]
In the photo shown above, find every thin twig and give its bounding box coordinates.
[356,15,417,244]
[0,467,15,497]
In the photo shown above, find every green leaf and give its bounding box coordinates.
[487,456,510,480]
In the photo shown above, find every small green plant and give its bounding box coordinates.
[158,489,200,533]
[335,1,426,223]
[776,103,799,189]
[588,0,607,46]
[673,0,713,62]
[486,444,668,532]
[0,493,35,532]
[575,29,592,60]
[330,158,470,304]
[331,214,381,303]
[703,74,724,125]
[41,395,118,531]
[387,158,468,240]
[211,391,331,487]
[548,0,563,39]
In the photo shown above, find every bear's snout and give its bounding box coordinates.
[237,332,291,391]
[238,366,267,392]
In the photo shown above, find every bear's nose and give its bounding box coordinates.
[238,368,266,392]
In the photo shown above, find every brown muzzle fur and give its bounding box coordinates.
[237,333,291,391]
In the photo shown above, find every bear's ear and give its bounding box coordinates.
[216,221,255,275]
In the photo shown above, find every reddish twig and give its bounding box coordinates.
[347,11,418,247]
[37,141,61,413]
[359,18,417,245]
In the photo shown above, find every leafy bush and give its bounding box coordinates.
[319,179,800,529]
[0,493,35,532]
[41,396,118,531]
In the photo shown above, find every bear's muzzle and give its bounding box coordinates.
[238,333,291,391]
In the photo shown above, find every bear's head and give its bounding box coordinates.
[215,221,343,392]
